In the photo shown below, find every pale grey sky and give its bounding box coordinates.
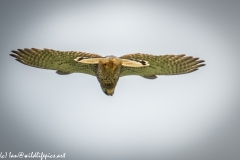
[0,0,240,160]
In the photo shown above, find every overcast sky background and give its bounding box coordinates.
[0,0,240,160]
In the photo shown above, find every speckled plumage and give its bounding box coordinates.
[10,48,205,96]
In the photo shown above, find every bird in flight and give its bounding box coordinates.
[10,48,205,96]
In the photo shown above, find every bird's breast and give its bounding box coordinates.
[96,58,122,88]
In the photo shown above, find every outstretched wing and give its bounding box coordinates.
[10,48,103,76]
[119,53,205,77]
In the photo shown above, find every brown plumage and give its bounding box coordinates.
[10,48,205,96]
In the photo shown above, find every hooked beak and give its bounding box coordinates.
[102,88,115,96]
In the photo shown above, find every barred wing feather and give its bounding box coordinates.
[10,48,102,76]
[119,53,205,77]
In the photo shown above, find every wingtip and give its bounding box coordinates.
[197,60,205,63]
[17,49,23,51]
[179,54,186,57]
[11,50,19,54]
[188,69,198,73]
[10,54,18,58]
[198,64,206,67]
[15,59,24,64]
[31,48,41,52]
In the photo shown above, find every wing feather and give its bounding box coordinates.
[10,48,103,76]
[119,53,205,77]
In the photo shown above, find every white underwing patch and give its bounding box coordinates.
[121,59,149,67]
[74,57,101,64]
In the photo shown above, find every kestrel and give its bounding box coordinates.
[10,48,205,96]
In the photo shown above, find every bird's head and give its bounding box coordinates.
[101,86,115,96]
